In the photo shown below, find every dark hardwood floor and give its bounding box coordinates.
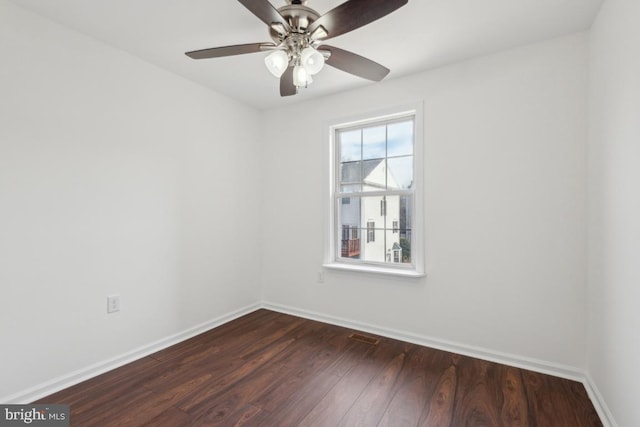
[37,309,602,426]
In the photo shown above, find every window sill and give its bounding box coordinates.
[322,262,426,278]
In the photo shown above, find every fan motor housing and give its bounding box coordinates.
[270,3,320,42]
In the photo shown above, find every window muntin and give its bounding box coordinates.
[333,114,416,269]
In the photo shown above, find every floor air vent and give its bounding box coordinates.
[349,333,380,345]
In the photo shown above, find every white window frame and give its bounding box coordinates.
[323,103,425,278]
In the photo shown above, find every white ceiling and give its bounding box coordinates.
[9,0,603,110]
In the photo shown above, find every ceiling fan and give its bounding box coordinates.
[185,0,408,97]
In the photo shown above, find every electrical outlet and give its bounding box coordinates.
[107,295,121,313]
[317,271,324,283]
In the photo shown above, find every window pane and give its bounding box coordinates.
[340,161,361,183]
[399,197,413,263]
[362,159,386,191]
[339,196,361,226]
[360,228,411,265]
[399,195,412,231]
[387,156,413,190]
[398,230,412,264]
[389,195,411,264]
[338,197,361,259]
[340,184,361,193]
[361,196,384,223]
[362,225,386,263]
[360,195,393,264]
[385,229,403,264]
[339,129,361,162]
[382,195,400,229]
[362,125,386,160]
[387,120,414,157]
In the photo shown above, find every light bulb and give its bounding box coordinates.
[300,47,325,75]
[293,65,309,87]
[264,50,288,78]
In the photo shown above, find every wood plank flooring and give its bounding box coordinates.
[37,309,602,426]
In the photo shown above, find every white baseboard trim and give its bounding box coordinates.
[263,301,622,426]
[2,302,261,404]
[3,300,618,427]
[261,301,584,381]
[583,373,618,427]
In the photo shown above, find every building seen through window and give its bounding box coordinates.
[335,116,414,265]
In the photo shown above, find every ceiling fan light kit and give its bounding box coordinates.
[293,64,311,87]
[264,49,289,77]
[186,0,408,97]
[300,46,324,74]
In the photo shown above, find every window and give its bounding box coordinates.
[367,221,375,243]
[325,105,424,277]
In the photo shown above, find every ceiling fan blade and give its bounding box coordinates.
[237,0,290,33]
[319,45,390,81]
[308,0,407,41]
[185,43,274,59]
[280,66,297,97]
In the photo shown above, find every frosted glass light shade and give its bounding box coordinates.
[293,65,310,87]
[301,47,325,75]
[264,50,288,77]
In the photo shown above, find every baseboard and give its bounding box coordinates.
[263,301,623,425]
[583,373,618,427]
[261,301,585,382]
[3,300,619,427]
[2,302,261,404]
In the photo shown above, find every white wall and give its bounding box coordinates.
[261,33,589,369]
[0,0,609,408]
[588,0,640,425]
[0,0,262,401]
